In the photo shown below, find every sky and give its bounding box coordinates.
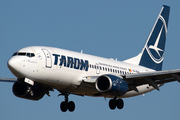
[0,0,180,120]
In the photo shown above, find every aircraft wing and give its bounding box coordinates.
[124,69,180,91]
[0,77,17,82]
[1,69,180,93]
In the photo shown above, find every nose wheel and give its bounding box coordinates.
[59,92,75,112]
[109,97,124,110]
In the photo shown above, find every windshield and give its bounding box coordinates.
[12,52,35,58]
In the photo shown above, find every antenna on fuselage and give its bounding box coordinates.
[81,50,83,53]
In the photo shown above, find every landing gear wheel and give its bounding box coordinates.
[109,99,116,110]
[68,101,75,112]
[116,99,124,109]
[58,92,76,112]
[109,98,124,110]
[60,101,68,112]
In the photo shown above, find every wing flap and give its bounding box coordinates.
[124,69,180,90]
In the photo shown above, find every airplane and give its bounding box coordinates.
[0,5,178,112]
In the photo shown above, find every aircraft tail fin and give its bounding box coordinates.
[124,5,170,71]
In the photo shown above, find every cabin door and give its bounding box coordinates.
[42,49,52,68]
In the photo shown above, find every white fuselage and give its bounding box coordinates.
[8,46,157,98]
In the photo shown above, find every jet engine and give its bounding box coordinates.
[95,74,128,96]
[12,81,45,100]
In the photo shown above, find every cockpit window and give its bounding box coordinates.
[27,53,30,57]
[18,52,26,56]
[12,52,35,58]
[12,52,18,56]
[31,53,35,57]
[27,53,35,57]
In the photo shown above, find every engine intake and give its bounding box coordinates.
[95,74,128,96]
[13,81,45,100]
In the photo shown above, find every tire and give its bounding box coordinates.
[109,99,116,110]
[60,101,68,112]
[116,99,124,109]
[68,101,75,112]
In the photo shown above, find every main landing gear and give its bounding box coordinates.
[58,92,123,112]
[109,97,124,110]
[59,93,75,112]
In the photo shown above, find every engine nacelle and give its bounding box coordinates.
[95,74,128,96]
[12,81,45,100]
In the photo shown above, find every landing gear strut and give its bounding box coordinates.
[59,93,75,112]
[109,97,124,110]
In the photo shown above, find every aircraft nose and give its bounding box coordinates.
[7,57,22,77]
